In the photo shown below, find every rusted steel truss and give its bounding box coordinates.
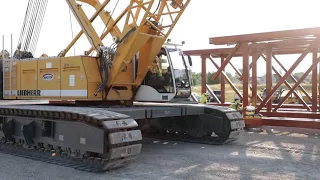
[184,27,320,128]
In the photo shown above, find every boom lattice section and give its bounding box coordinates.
[62,0,191,100]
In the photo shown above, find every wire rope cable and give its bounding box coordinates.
[30,0,48,55]
[68,7,76,56]
[17,0,48,56]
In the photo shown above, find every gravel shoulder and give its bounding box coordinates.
[0,126,318,180]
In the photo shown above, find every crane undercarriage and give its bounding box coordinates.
[0,101,244,172]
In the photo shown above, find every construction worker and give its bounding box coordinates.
[229,99,242,111]
[13,44,22,59]
[200,93,208,104]
[0,50,10,59]
[150,56,163,77]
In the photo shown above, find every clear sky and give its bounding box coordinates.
[1,0,320,77]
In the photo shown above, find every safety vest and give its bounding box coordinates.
[200,93,207,104]
[230,101,242,111]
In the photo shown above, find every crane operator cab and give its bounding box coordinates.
[134,41,193,102]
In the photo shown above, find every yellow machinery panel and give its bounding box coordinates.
[2,56,105,100]
[37,57,61,98]
[19,60,38,98]
[60,56,88,99]
[82,57,103,99]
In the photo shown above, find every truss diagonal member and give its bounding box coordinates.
[153,0,191,38]
[208,56,243,100]
[228,61,243,79]
[87,7,128,55]
[124,0,138,28]
[62,0,121,56]
[146,0,167,22]
[206,84,221,104]
[164,3,174,22]
[132,0,160,23]
[272,54,312,102]
[212,42,242,80]
[273,54,320,111]
[261,54,311,111]
[219,52,263,102]
[256,39,320,112]
[238,50,264,80]
[66,0,104,54]
[132,0,149,11]
[95,1,121,37]
[133,0,142,19]
[63,1,108,56]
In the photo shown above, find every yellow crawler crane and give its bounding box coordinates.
[0,0,245,172]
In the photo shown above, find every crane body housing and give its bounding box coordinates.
[3,56,103,100]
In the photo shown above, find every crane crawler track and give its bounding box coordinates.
[0,141,134,172]
[0,105,142,172]
[142,131,241,145]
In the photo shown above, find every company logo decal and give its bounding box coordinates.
[17,90,41,96]
[43,73,54,81]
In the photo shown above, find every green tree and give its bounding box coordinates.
[207,71,221,84]
[191,72,201,86]
[226,71,235,82]
[285,72,307,83]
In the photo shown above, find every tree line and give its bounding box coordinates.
[191,71,313,86]
[191,71,236,85]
